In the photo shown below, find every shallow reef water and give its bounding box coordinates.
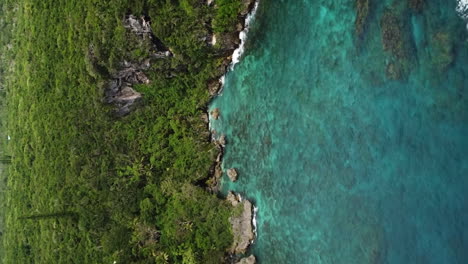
[210,0,468,263]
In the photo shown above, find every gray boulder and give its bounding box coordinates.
[236,255,256,264]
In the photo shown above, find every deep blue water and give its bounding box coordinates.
[211,1,468,263]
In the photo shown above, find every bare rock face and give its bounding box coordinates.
[105,15,173,117]
[227,168,238,182]
[216,32,241,55]
[227,191,240,207]
[241,0,256,16]
[124,15,152,35]
[201,112,209,124]
[216,134,226,146]
[229,198,254,254]
[104,61,151,116]
[236,255,256,264]
[210,108,220,120]
[208,149,224,193]
[208,80,221,96]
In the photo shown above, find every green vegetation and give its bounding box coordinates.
[212,0,242,33]
[0,0,244,263]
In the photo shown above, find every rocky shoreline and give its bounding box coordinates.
[204,1,258,263]
[105,1,260,262]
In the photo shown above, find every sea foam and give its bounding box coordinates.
[216,1,259,96]
[457,0,468,19]
[252,206,258,243]
[231,1,260,69]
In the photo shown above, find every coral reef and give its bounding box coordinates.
[430,31,454,72]
[408,0,424,13]
[355,0,370,37]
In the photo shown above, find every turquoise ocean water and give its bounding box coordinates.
[210,1,468,263]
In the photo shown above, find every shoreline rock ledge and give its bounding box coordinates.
[227,168,238,182]
[236,255,256,264]
[227,191,255,255]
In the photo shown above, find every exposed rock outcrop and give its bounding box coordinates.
[216,134,226,146]
[201,112,209,124]
[241,0,257,16]
[207,141,224,193]
[105,15,172,116]
[104,60,151,116]
[216,32,242,55]
[124,15,152,35]
[227,191,240,207]
[227,168,238,182]
[124,15,172,58]
[208,79,222,96]
[229,193,254,254]
[211,108,220,120]
[236,255,256,264]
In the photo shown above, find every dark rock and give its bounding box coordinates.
[216,32,241,55]
[104,60,151,116]
[211,108,220,120]
[240,0,256,16]
[212,58,231,78]
[208,80,222,96]
[236,255,256,264]
[227,168,238,182]
[201,112,209,124]
[124,15,172,56]
[104,14,174,117]
[207,149,224,193]
[217,134,226,146]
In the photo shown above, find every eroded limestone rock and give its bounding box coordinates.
[211,108,220,120]
[229,195,254,254]
[104,60,151,116]
[227,168,238,182]
[104,15,173,116]
[208,79,222,96]
[227,191,240,207]
[236,255,256,264]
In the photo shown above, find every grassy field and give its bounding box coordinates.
[0,0,242,263]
